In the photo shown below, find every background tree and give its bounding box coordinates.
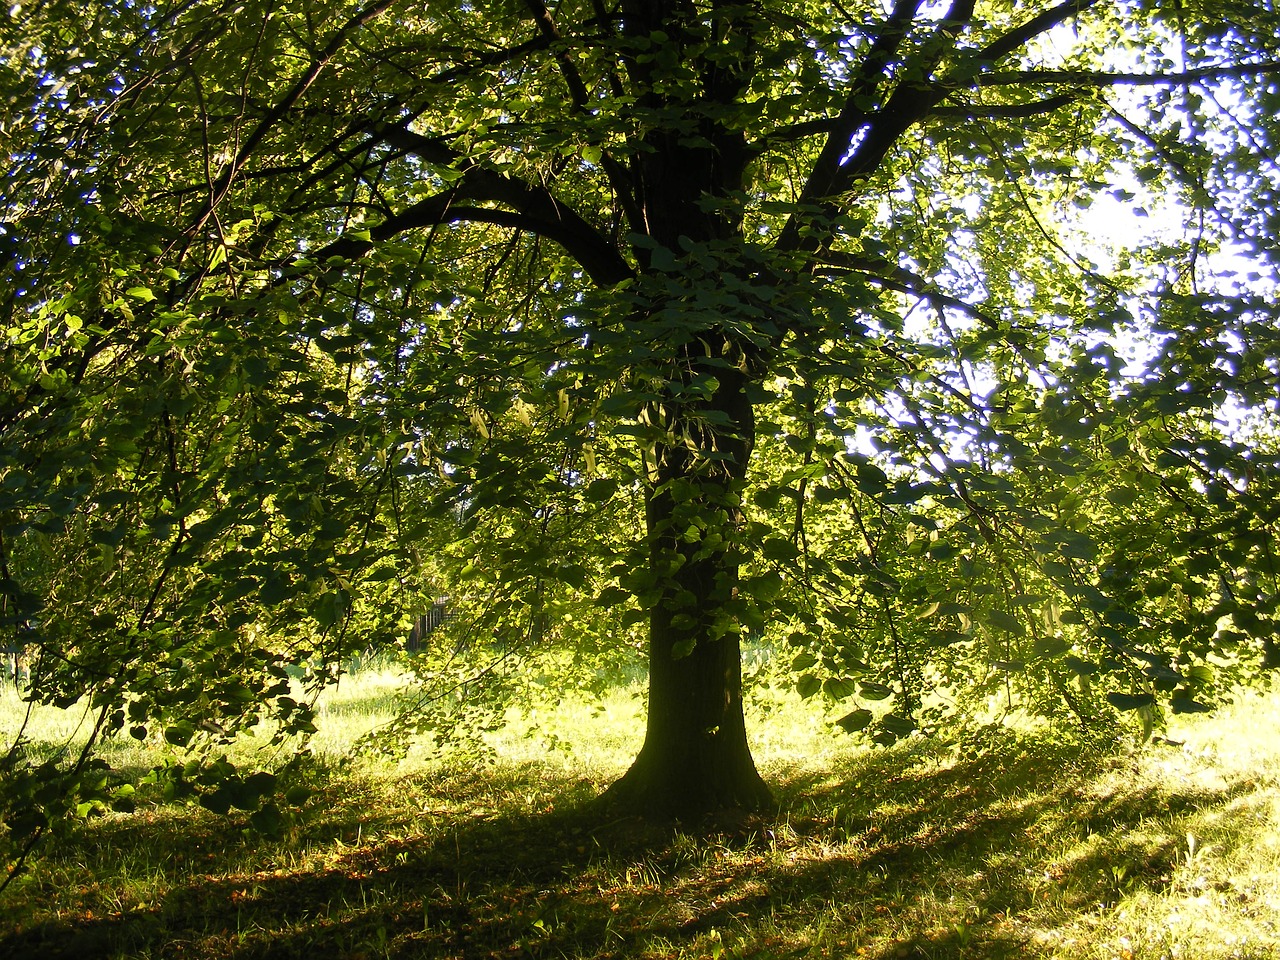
[4,0,1280,875]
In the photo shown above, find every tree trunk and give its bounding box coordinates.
[601,2,770,817]
[605,602,774,818]
[604,365,774,818]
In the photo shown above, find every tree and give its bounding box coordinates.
[4,0,1280,868]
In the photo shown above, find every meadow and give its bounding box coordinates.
[1,665,1278,960]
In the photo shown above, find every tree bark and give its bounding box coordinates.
[599,0,772,819]
[604,594,774,818]
[604,364,774,818]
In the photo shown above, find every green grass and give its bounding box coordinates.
[2,670,1279,960]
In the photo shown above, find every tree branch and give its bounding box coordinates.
[365,123,631,284]
[978,60,1280,89]
[973,0,1100,65]
[788,0,923,213]
[524,0,592,107]
[177,0,403,245]
[520,0,643,232]
[930,92,1080,119]
[817,252,1003,329]
[752,89,1078,150]
[309,182,631,287]
[777,0,983,253]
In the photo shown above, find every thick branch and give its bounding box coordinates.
[778,1,982,253]
[524,0,591,107]
[974,0,1100,64]
[791,0,923,211]
[310,188,632,287]
[366,124,630,284]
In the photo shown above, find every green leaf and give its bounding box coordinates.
[595,585,631,606]
[1105,487,1140,507]
[311,590,348,628]
[823,677,855,700]
[246,771,278,796]
[985,609,1024,635]
[1107,692,1156,711]
[1186,664,1214,685]
[164,721,195,747]
[649,245,678,272]
[585,477,619,502]
[854,462,889,494]
[1059,534,1098,562]
[880,714,917,736]
[790,651,817,671]
[1065,655,1098,676]
[249,802,286,837]
[1033,636,1070,659]
[761,537,801,562]
[742,570,785,603]
[284,785,314,806]
[200,786,234,816]
[835,708,874,733]
[224,683,258,704]
[859,680,893,701]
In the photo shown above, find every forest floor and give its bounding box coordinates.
[1,669,1278,960]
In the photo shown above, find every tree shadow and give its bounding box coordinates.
[1,735,1263,959]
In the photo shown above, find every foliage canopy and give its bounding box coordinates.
[4,0,1280,882]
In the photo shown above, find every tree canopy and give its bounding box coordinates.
[4,0,1280,883]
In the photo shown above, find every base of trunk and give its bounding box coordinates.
[601,738,775,821]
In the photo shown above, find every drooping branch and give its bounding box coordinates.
[816,252,1003,329]
[814,252,1054,376]
[179,0,404,244]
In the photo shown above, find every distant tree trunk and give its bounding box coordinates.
[604,364,774,818]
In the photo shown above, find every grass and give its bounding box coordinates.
[2,667,1279,960]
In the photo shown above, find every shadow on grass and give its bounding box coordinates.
[1,732,1265,960]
